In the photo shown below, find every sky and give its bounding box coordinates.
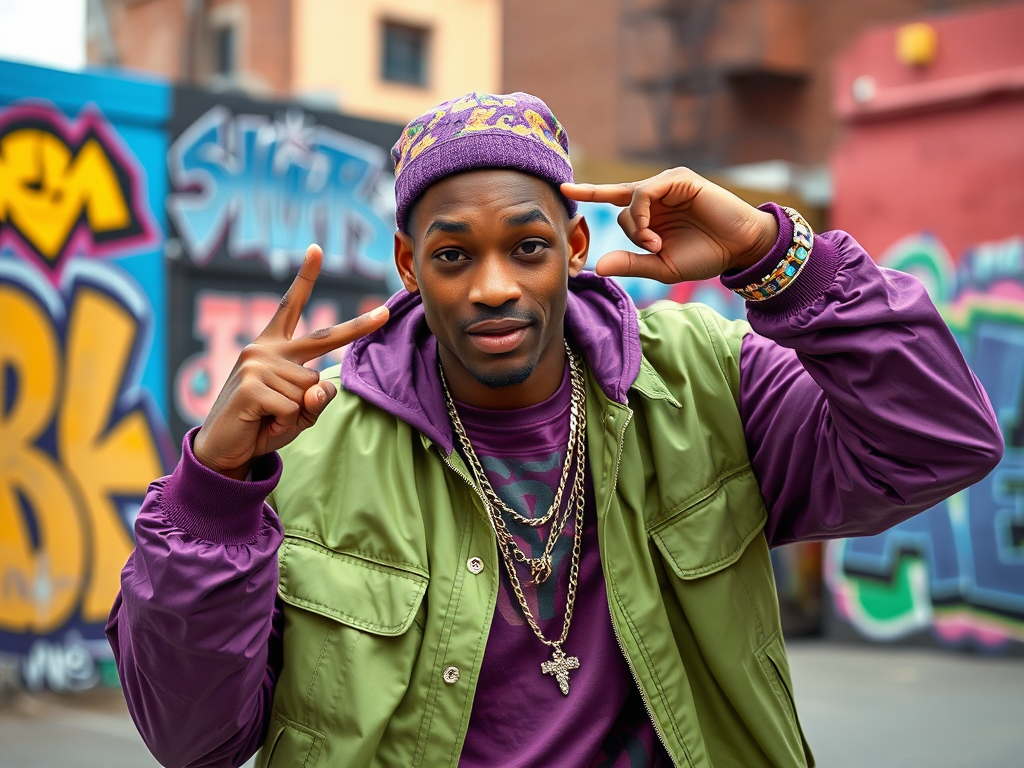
[0,0,86,70]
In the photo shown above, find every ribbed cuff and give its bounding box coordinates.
[720,202,841,317]
[161,428,283,545]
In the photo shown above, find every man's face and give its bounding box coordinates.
[395,169,589,408]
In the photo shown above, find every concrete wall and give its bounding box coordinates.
[104,0,500,123]
[502,0,622,163]
[108,0,293,95]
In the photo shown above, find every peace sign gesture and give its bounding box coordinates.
[192,244,389,479]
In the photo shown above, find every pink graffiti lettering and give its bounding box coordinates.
[174,292,342,426]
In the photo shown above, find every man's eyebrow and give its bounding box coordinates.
[503,208,553,228]
[425,219,471,237]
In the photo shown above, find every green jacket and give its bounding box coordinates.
[260,301,813,768]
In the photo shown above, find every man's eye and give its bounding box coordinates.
[517,240,546,256]
[436,250,466,263]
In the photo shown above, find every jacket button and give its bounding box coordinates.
[467,556,484,574]
[442,666,461,684]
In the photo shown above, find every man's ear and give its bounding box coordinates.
[394,231,419,293]
[567,215,590,278]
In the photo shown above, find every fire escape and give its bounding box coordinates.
[619,0,811,170]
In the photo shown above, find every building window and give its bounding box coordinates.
[381,22,429,86]
[215,25,236,76]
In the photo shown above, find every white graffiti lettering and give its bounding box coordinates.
[167,107,399,286]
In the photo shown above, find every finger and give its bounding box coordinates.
[559,181,638,206]
[594,251,681,284]
[302,380,337,420]
[257,381,337,456]
[286,305,389,363]
[291,382,336,433]
[245,387,301,441]
[268,412,301,438]
[261,365,318,403]
[616,208,661,253]
[627,185,655,234]
[262,244,323,340]
[625,171,701,234]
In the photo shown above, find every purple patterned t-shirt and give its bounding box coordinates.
[455,364,671,768]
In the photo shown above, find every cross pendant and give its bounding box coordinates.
[540,645,580,696]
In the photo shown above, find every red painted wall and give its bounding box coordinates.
[831,2,1024,262]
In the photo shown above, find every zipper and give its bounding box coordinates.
[607,600,681,767]
[600,406,683,768]
[439,448,491,515]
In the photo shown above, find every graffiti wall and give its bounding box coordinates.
[165,88,402,441]
[0,61,173,689]
[826,235,1024,650]
[0,68,413,688]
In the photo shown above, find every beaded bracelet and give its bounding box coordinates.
[734,207,814,301]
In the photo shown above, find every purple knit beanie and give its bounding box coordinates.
[392,92,576,232]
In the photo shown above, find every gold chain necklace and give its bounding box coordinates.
[442,341,584,585]
[440,342,586,695]
[468,357,583,531]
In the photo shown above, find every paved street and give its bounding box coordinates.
[1,642,1022,767]
[0,689,253,768]
[0,687,159,768]
[788,641,1024,768]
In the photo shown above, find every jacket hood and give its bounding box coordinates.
[340,270,641,454]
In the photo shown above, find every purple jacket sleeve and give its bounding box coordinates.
[727,204,1004,546]
[105,429,284,768]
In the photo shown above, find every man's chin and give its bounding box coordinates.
[469,362,536,389]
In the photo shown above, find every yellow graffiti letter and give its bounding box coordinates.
[0,286,85,633]
[0,129,131,261]
[59,287,163,622]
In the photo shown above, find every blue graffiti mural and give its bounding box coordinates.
[0,60,172,689]
[827,234,1024,649]
[167,106,398,285]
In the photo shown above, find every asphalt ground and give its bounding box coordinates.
[1,641,1021,767]
[787,641,1024,768]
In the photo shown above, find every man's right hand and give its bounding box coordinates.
[192,244,390,479]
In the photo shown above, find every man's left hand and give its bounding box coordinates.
[561,168,779,284]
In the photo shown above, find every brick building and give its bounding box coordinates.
[89,0,501,124]
[88,1,1014,198]
[502,0,1009,194]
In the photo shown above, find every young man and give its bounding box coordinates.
[108,93,1002,768]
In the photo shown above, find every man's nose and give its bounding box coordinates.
[468,257,522,307]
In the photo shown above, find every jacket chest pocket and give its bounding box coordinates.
[277,536,428,635]
[262,536,429,768]
[646,467,777,658]
[649,467,767,580]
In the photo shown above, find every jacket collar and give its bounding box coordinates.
[340,270,643,454]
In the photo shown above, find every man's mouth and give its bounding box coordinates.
[464,318,532,354]
[465,318,531,334]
